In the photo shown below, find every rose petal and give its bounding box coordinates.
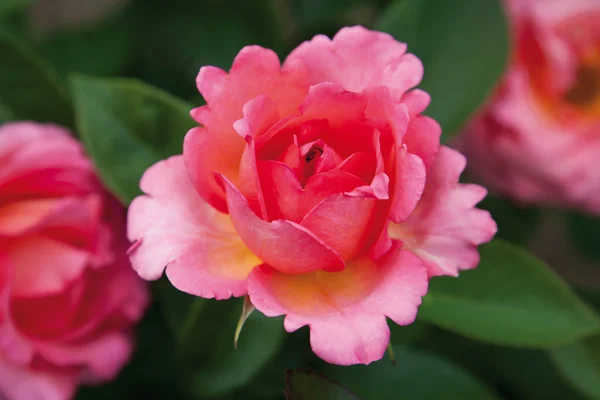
[9,237,89,298]
[390,146,497,277]
[237,137,268,219]
[284,26,423,101]
[247,243,428,365]
[0,122,96,198]
[258,161,365,222]
[186,46,308,211]
[127,156,258,299]
[218,174,345,274]
[388,145,426,223]
[401,89,431,114]
[36,333,132,381]
[403,115,441,169]
[233,95,280,139]
[300,194,377,260]
[0,355,76,400]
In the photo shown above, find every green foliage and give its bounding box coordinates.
[0,0,30,18]
[419,329,589,400]
[566,212,600,262]
[159,283,285,398]
[36,12,135,77]
[419,240,600,346]
[376,0,509,140]
[128,0,281,99]
[324,346,499,400]
[0,31,72,126]
[549,335,600,400]
[285,370,361,400]
[477,195,541,245]
[71,75,194,204]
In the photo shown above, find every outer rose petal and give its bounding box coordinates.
[247,243,428,365]
[390,146,497,277]
[185,46,308,212]
[127,156,259,299]
[36,333,132,381]
[0,122,96,198]
[218,174,345,274]
[0,356,75,400]
[403,115,442,169]
[284,26,423,101]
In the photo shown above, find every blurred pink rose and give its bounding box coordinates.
[461,0,600,213]
[0,122,148,400]
[128,26,496,366]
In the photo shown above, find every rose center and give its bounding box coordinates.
[563,63,600,109]
[305,146,323,163]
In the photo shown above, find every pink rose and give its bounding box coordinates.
[0,122,148,400]
[460,0,600,214]
[128,26,496,365]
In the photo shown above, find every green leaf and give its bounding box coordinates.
[158,283,285,398]
[71,75,194,204]
[285,370,361,400]
[0,31,72,126]
[566,212,600,262]
[419,240,600,347]
[0,100,15,123]
[549,335,600,400]
[375,0,509,140]
[419,329,589,400]
[324,346,499,400]
[291,0,370,26]
[37,11,134,77]
[76,303,188,400]
[0,0,30,17]
[130,0,281,98]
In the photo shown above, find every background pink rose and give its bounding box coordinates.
[0,122,148,400]
[460,0,600,214]
[128,26,496,366]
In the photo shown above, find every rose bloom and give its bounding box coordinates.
[128,26,496,365]
[461,0,600,213]
[0,122,148,399]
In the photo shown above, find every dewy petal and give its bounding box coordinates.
[218,174,345,274]
[186,46,308,212]
[388,145,426,223]
[284,26,424,101]
[127,156,259,299]
[247,243,428,365]
[389,146,497,277]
